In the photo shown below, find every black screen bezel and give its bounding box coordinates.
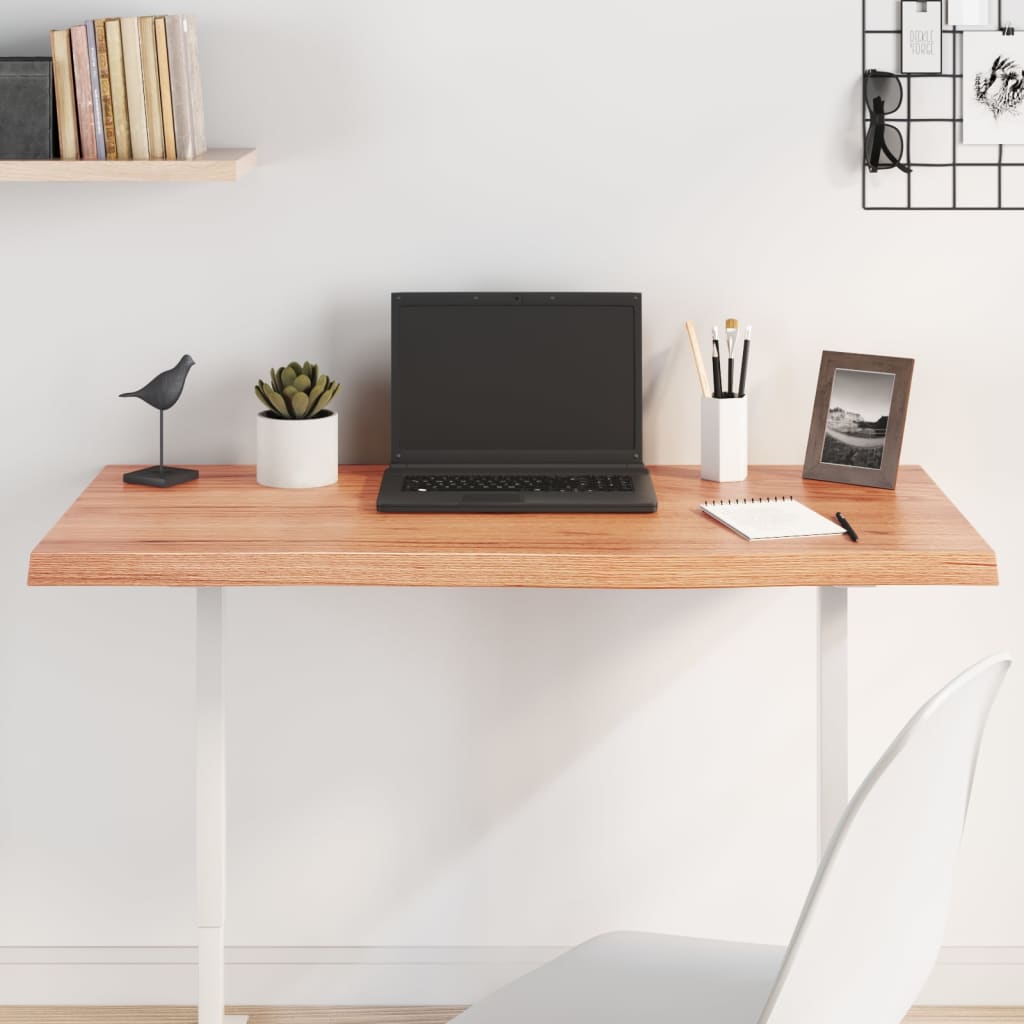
[390,292,643,466]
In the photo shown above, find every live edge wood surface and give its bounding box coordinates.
[27,465,997,590]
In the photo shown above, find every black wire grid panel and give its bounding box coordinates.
[863,0,1024,209]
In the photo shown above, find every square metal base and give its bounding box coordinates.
[123,466,200,488]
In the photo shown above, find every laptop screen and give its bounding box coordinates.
[391,293,641,464]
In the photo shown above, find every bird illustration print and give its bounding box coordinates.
[975,55,1024,119]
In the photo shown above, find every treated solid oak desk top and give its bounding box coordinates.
[27,465,997,589]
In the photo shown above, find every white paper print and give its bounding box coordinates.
[946,0,995,28]
[963,32,1024,143]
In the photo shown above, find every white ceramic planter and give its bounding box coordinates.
[701,396,748,482]
[256,411,339,488]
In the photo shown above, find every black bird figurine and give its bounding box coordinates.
[119,353,195,410]
[119,354,199,488]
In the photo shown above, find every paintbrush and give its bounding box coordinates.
[725,318,739,397]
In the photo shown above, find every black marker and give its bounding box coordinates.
[836,512,859,542]
[738,326,752,398]
[711,327,723,399]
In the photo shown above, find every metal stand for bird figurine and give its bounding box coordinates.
[120,355,200,488]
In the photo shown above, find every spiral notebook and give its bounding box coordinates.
[701,496,846,541]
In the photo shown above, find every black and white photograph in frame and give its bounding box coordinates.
[822,369,894,471]
[963,31,1024,144]
[803,352,914,490]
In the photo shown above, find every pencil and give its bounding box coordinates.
[685,321,711,398]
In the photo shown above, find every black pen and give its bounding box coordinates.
[738,326,752,398]
[711,327,723,398]
[836,512,859,542]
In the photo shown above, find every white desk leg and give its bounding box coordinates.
[817,586,849,860]
[196,588,247,1024]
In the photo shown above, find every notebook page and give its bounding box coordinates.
[701,497,846,541]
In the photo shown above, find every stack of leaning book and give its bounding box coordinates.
[49,15,206,161]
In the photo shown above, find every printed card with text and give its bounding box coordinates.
[902,1,943,73]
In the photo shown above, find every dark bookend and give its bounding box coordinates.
[0,58,57,159]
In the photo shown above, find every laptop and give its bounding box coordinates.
[377,292,658,512]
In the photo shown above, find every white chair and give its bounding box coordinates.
[452,653,1012,1024]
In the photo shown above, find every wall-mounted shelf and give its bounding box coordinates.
[0,147,256,183]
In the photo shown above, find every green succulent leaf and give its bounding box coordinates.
[288,361,303,375]
[265,389,289,417]
[307,378,326,407]
[308,381,338,417]
[280,366,297,388]
[293,374,312,392]
[291,391,311,417]
[283,385,298,398]
[255,383,273,410]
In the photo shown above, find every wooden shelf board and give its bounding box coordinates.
[0,147,256,182]
[27,465,999,589]
[0,1008,1012,1024]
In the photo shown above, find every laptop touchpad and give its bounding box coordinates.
[461,493,524,505]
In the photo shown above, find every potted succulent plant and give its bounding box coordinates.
[254,361,341,488]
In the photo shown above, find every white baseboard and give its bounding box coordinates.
[0,946,1021,1006]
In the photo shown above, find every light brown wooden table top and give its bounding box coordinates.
[27,465,997,589]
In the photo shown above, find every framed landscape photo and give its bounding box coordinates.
[803,352,914,489]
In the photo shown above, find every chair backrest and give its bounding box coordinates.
[759,654,1012,1024]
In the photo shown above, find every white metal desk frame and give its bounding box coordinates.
[192,584,851,1024]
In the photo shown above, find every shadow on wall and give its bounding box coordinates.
[341,363,390,464]
[324,305,390,464]
[832,76,866,185]
[228,584,795,942]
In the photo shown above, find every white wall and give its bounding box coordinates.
[1,0,1022,1004]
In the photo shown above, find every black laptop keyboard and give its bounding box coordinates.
[402,474,635,494]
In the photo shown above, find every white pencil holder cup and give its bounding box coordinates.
[701,396,748,482]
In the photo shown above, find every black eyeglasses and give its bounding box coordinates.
[864,70,911,174]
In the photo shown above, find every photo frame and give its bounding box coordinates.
[803,351,914,490]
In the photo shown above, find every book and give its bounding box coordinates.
[70,25,98,160]
[138,16,165,159]
[104,19,132,159]
[0,58,57,159]
[154,17,177,159]
[163,15,196,159]
[161,14,203,159]
[50,29,79,159]
[94,20,117,158]
[119,16,150,161]
[700,497,846,542]
[183,15,207,156]
[85,21,106,159]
